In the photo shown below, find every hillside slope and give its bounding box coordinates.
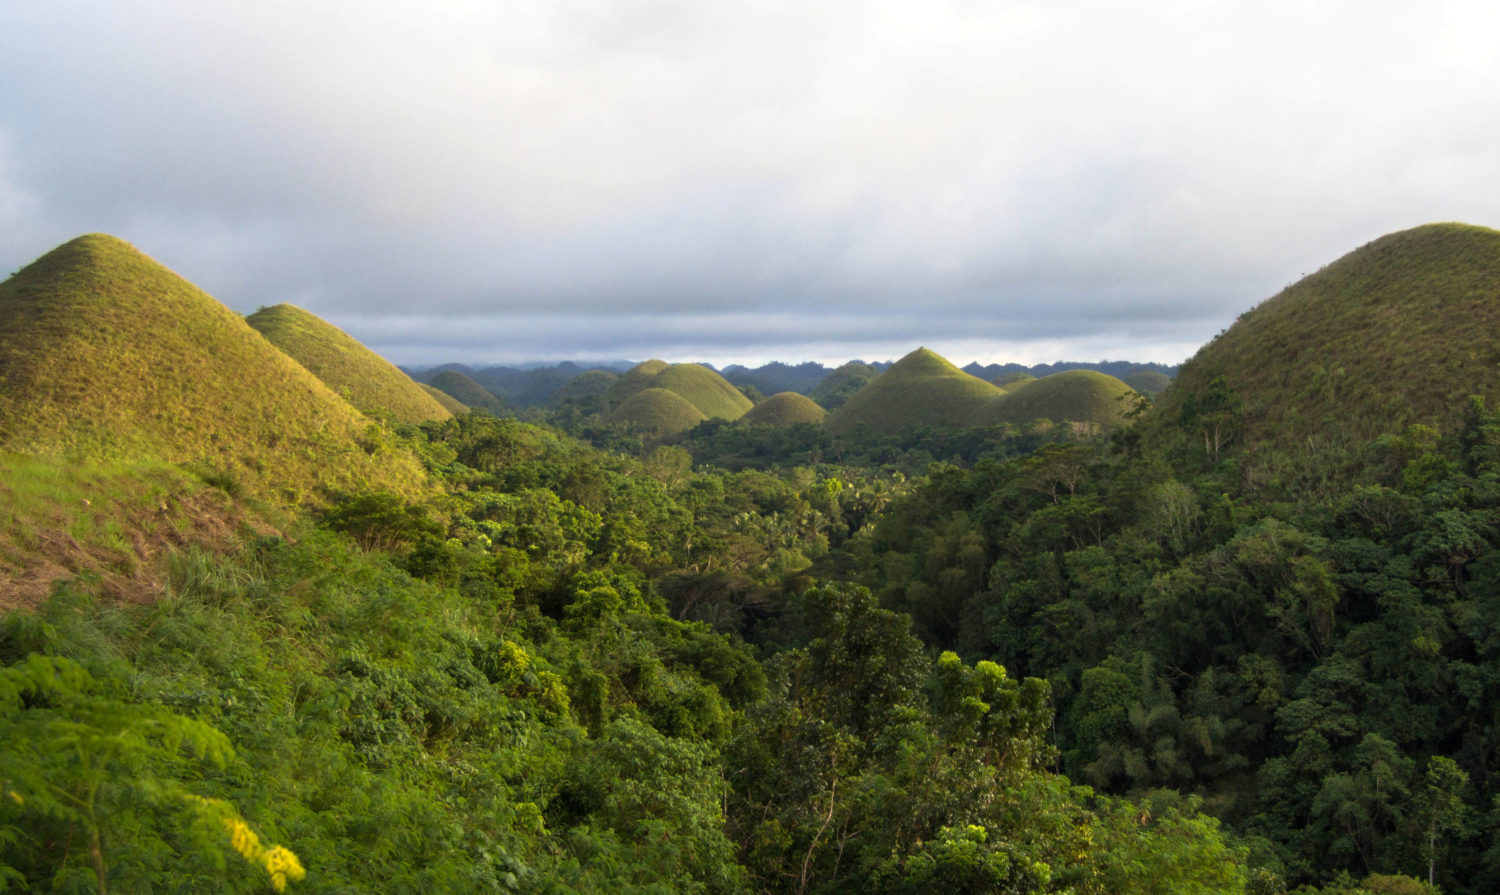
[606,387,708,436]
[247,303,451,425]
[976,370,1139,431]
[428,370,511,414]
[825,348,1001,435]
[0,234,429,503]
[740,392,827,426]
[1151,222,1500,460]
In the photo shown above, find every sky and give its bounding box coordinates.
[1,1,1498,369]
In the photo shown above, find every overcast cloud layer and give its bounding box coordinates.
[2,1,1498,367]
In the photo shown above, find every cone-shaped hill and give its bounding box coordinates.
[1125,370,1172,396]
[974,370,1140,432]
[1152,222,1500,456]
[552,369,618,403]
[606,387,708,437]
[825,348,1002,435]
[991,371,1037,391]
[427,370,511,414]
[740,392,827,426]
[246,303,451,425]
[810,361,879,409]
[608,360,752,420]
[419,383,468,415]
[0,234,429,502]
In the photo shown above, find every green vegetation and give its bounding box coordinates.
[1125,369,1172,396]
[610,360,753,421]
[607,387,709,437]
[826,348,1002,435]
[810,361,878,410]
[0,234,429,504]
[992,371,1037,390]
[428,370,511,415]
[552,369,617,402]
[739,392,827,426]
[976,370,1141,433]
[246,303,451,425]
[418,383,468,415]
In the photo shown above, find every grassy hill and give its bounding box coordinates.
[608,360,752,420]
[0,234,429,504]
[739,392,827,426]
[419,383,468,415]
[810,362,878,409]
[975,370,1139,432]
[992,371,1037,391]
[1151,222,1500,463]
[606,387,708,437]
[552,369,618,403]
[246,303,451,425]
[428,370,511,414]
[1125,370,1172,396]
[825,348,1002,435]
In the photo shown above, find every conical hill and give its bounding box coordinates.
[740,392,827,426]
[0,234,429,503]
[1151,222,1500,457]
[974,370,1139,432]
[608,360,752,420]
[825,348,1001,435]
[246,303,451,424]
[419,383,468,415]
[606,387,708,436]
[428,370,511,414]
[810,362,878,410]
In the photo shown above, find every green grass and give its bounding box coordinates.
[418,383,468,415]
[991,371,1037,391]
[1150,222,1500,454]
[976,370,1139,431]
[825,348,1002,435]
[427,370,510,414]
[1125,370,1172,396]
[552,369,618,402]
[739,392,827,426]
[608,360,752,420]
[246,303,451,425]
[0,234,432,505]
[810,362,878,409]
[606,387,708,436]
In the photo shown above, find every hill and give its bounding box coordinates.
[810,362,879,410]
[428,370,511,414]
[606,387,708,437]
[1125,370,1172,396]
[419,383,468,415]
[739,392,827,426]
[975,370,1140,432]
[246,303,450,425]
[992,371,1037,391]
[608,360,752,420]
[722,361,830,397]
[1151,222,1500,463]
[0,234,429,503]
[825,348,1002,435]
[552,369,618,403]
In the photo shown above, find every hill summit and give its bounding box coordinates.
[0,234,428,502]
[825,348,1001,435]
[608,360,752,420]
[1153,222,1500,461]
[246,303,451,425]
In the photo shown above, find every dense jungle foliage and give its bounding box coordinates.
[0,400,1473,894]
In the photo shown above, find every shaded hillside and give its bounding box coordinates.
[810,361,879,410]
[0,234,429,503]
[419,383,468,415]
[609,360,752,420]
[965,359,1179,381]
[465,361,631,406]
[246,303,451,424]
[606,387,707,436]
[975,370,1139,431]
[826,348,1001,435]
[992,371,1037,391]
[1125,370,1172,396]
[428,370,511,414]
[722,361,830,397]
[739,392,827,426]
[551,369,618,403]
[1151,222,1500,466]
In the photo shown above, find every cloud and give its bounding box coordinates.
[1,0,1498,365]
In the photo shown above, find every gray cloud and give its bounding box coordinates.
[2,0,1498,368]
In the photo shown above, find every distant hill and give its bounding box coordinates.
[721,361,830,397]
[992,371,1037,391]
[428,370,512,414]
[606,387,708,437]
[974,370,1140,432]
[609,360,752,420]
[964,359,1178,381]
[419,383,468,415]
[246,303,451,425]
[740,392,827,426]
[1125,370,1172,396]
[552,369,618,403]
[0,234,429,503]
[810,362,880,410]
[826,348,1002,435]
[1151,222,1500,462]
